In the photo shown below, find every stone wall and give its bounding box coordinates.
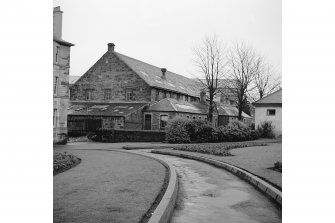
[53,42,71,144]
[70,52,151,102]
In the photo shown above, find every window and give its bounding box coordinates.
[199,116,202,120]
[267,109,276,116]
[186,115,190,119]
[205,117,207,121]
[55,46,60,63]
[85,89,93,100]
[160,115,168,130]
[53,109,57,127]
[176,94,180,100]
[185,96,189,102]
[54,76,58,95]
[104,89,111,100]
[193,116,196,120]
[126,89,134,101]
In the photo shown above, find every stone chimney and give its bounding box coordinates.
[161,68,167,79]
[53,6,63,39]
[200,89,206,102]
[108,43,115,52]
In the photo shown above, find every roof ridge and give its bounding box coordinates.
[254,89,282,104]
[115,52,194,81]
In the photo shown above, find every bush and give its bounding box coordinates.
[185,119,216,143]
[166,118,260,143]
[165,118,191,143]
[257,121,275,138]
[166,118,217,143]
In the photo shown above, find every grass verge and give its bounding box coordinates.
[172,142,267,156]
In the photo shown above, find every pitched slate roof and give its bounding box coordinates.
[68,101,148,117]
[146,98,208,114]
[253,89,282,105]
[216,103,251,118]
[114,52,201,97]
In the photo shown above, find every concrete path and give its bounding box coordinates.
[130,149,282,223]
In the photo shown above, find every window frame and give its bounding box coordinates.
[104,89,111,100]
[159,114,169,130]
[267,109,276,116]
[54,76,58,95]
[55,46,60,63]
[125,89,134,101]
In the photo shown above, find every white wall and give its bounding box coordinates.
[255,106,282,136]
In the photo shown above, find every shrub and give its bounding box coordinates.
[257,121,275,138]
[185,119,216,143]
[215,120,260,142]
[165,118,191,143]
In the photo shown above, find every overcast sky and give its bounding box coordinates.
[53,0,281,78]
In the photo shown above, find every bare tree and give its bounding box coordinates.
[227,42,259,121]
[250,57,281,100]
[193,36,227,123]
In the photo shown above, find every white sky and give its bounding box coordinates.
[53,0,281,78]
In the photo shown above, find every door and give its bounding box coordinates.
[144,114,152,130]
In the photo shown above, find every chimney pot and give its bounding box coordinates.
[161,68,167,78]
[108,43,115,52]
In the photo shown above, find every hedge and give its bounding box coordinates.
[88,129,166,143]
[166,118,260,143]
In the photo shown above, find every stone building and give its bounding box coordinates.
[70,43,200,103]
[68,43,253,133]
[53,6,74,144]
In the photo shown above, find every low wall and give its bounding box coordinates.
[90,129,166,143]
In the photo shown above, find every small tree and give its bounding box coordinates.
[227,42,259,120]
[193,36,227,123]
[249,57,281,100]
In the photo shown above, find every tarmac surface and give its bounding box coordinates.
[131,149,282,223]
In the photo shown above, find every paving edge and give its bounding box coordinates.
[116,150,179,223]
[152,149,282,207]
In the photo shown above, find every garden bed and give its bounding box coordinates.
[173,141,267,156]
[53,152,81,176]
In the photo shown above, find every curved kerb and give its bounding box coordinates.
[117,150,179,223]
[152,149,282,207]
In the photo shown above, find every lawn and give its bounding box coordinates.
[54,149,167,223]
[172,141,268,156]
[165,142,282,189]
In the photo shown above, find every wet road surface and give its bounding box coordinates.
[131,150,281,223]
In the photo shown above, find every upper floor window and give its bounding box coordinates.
[104,89,111,100]
[126,89,134,101]
[54,76,58,95]
[53,108,57,128]
[185,95,189,102]
[85,89,93,100]
[176,94,181,100]
[55,46,60,63]
[267,109,276,116]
